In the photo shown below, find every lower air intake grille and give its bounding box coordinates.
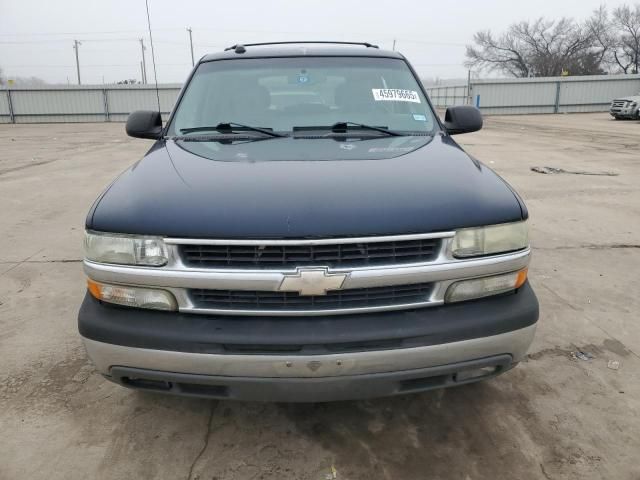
[189,283,433,312]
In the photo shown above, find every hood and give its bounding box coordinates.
[88,134,525,238]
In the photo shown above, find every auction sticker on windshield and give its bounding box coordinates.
[372,89,421,103]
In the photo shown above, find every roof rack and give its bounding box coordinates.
[224,41,379,53]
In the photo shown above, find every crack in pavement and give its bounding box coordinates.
[540,462,553,480]
[0,248,45,276]
[0,259,83,265]
[540,283,640,361]
[0,159,58,177]
[187,401,218,480]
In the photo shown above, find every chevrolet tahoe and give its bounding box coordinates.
[78,41,539,402]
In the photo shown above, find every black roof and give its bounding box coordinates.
[200,42,404,63]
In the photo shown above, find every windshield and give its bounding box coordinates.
[168,56,438,136]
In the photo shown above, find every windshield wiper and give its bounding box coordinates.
[292,122,403,136]
[180,122,286,138]
[330,122,403,136]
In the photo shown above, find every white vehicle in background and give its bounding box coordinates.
[610,94,640,120]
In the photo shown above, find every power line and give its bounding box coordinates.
[177,26,471,44]
[196,43,235,48]
[0,28,182,37]
[411,63,465,66]
[3,63,191,68]
[2,25,469,83]
[75,38,140,42]
[0,39,71,44]
[396,39,468,47]
[0,38,139,45]
[0,28,470,47]
[153,40,189,45]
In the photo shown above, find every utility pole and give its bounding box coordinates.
[139,38,147,84]
[392,39,396,51]
[187,27,194,67]
[140,62,144,84]
[73,40,81,85]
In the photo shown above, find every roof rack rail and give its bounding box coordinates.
[224,41,379,52]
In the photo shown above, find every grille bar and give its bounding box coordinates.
[189,283,433,312]
[180,238,441,269]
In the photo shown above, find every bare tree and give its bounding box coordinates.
[611,4,640,73]
[466,16,607,77]
[465,30,531,77]
[586,6,617,69]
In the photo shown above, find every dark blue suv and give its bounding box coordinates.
[78,42,538,402]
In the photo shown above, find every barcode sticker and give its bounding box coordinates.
[372,89,421,103]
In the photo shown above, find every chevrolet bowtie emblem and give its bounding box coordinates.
[278,268,348,296]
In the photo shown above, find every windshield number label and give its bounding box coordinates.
[372,89,421,103]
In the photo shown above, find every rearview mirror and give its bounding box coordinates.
[444,106,483,135]
[126,110,163,139]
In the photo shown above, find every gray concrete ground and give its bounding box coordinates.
[1,113,639,480]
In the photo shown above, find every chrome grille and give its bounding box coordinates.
[179,238,441,269]
[88,232,531,317]
[189,283,433,312]
[611,100,627,111]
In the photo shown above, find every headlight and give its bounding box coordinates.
[445,268,528,303]
[451,221,528,258]
[87,279,177,311]
[84,231,168,266]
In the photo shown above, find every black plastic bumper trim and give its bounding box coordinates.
[78,282,538,355]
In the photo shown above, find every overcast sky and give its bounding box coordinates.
[0,0,632,85]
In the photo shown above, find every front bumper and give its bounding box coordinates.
[105,353,519,402]
[79,282,538,401]
[610,108,639,118]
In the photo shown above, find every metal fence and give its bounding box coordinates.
[425,74,640,115]
[1,74,640,123]
[0,84,182,124]
[423,84,469,108]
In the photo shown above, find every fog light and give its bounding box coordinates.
[87,279,177,311]
[455,366,499,382]
[445,268,528,303]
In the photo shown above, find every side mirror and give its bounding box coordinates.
[444,106,483,135]
[126,110,163,139]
